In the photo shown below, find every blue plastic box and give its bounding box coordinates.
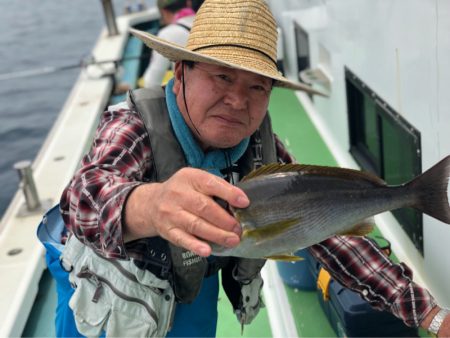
[276,248,316,290]
[315,266,418,337]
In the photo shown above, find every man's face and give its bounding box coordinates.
[173,62,272,150]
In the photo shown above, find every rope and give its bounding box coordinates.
[0,53,151,81]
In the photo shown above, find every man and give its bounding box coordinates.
[142,0,195,87]
[58,0,449,336]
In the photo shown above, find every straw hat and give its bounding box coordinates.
[131,0,325,95]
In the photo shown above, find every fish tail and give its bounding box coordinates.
[407,155,450,224]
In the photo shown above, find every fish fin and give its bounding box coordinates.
[241,163,386,186]
[265,255,305,261]
[240,163,302,181]
[243,218,299,240]
[338,218,375,236]
[406,155,450,224]
[294,165,387,186]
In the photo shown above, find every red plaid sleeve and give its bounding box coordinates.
[274,134,296,163]
[309,237,436,327]
[60,103,151,259]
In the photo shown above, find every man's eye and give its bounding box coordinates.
[252,85,270,93]
[217,74,232,82]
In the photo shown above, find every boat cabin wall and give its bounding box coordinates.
[269,0,450,305]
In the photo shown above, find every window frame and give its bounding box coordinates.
[345,67,424,254]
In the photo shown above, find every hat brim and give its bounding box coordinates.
[130,28,327,96]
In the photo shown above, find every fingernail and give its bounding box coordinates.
[225,235,240,247]
[236,195,249,207]
[233,225,242,235]
[198,247,210,257]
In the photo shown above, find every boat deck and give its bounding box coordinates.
[268,88,338,337]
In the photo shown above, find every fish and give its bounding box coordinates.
[211,156,450,260]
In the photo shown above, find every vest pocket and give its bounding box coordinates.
[69,272,111,337]
[63,236,175,337]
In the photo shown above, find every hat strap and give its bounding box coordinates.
[192,44,278,68]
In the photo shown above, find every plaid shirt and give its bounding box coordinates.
[60,102,436,328]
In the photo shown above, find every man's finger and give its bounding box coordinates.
[164,226,212,257]
[179,191,240,234]
[190,170,250,208]
[179,211,240,247]
[162,211,240,252]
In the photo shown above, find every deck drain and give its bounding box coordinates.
[8,248,23,256]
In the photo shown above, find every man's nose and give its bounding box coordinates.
[223,84,248,110]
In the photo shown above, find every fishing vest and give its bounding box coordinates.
[126,87,277,304]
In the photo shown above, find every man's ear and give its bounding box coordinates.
[172,61,183,94]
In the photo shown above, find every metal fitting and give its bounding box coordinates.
[13,160,51,217]
[101,0,119,36]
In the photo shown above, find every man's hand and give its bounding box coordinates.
[439,314,450,337]
[421,306,450,337]
[124,167,249,256]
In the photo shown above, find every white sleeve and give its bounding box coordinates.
[143,49,171,87]
[142,24,190,88]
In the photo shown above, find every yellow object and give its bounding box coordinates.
[161,70,174,85]
[317,268,332,301]
[264,254,304,261]
[137,76,145,88]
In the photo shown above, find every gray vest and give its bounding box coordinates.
[127,87,277,304]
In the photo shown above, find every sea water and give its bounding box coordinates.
[0,0,154,217]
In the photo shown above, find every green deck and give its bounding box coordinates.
[267,88,337,337]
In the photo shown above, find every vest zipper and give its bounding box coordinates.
[94,251,163,295]
[77,267,159,324]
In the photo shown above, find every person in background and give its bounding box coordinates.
[142,0,195,87]
[51,0,450,337]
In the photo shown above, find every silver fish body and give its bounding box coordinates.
[211,158,450,259]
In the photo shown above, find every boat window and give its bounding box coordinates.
[294,22,310,83]
[345,67,424,254]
